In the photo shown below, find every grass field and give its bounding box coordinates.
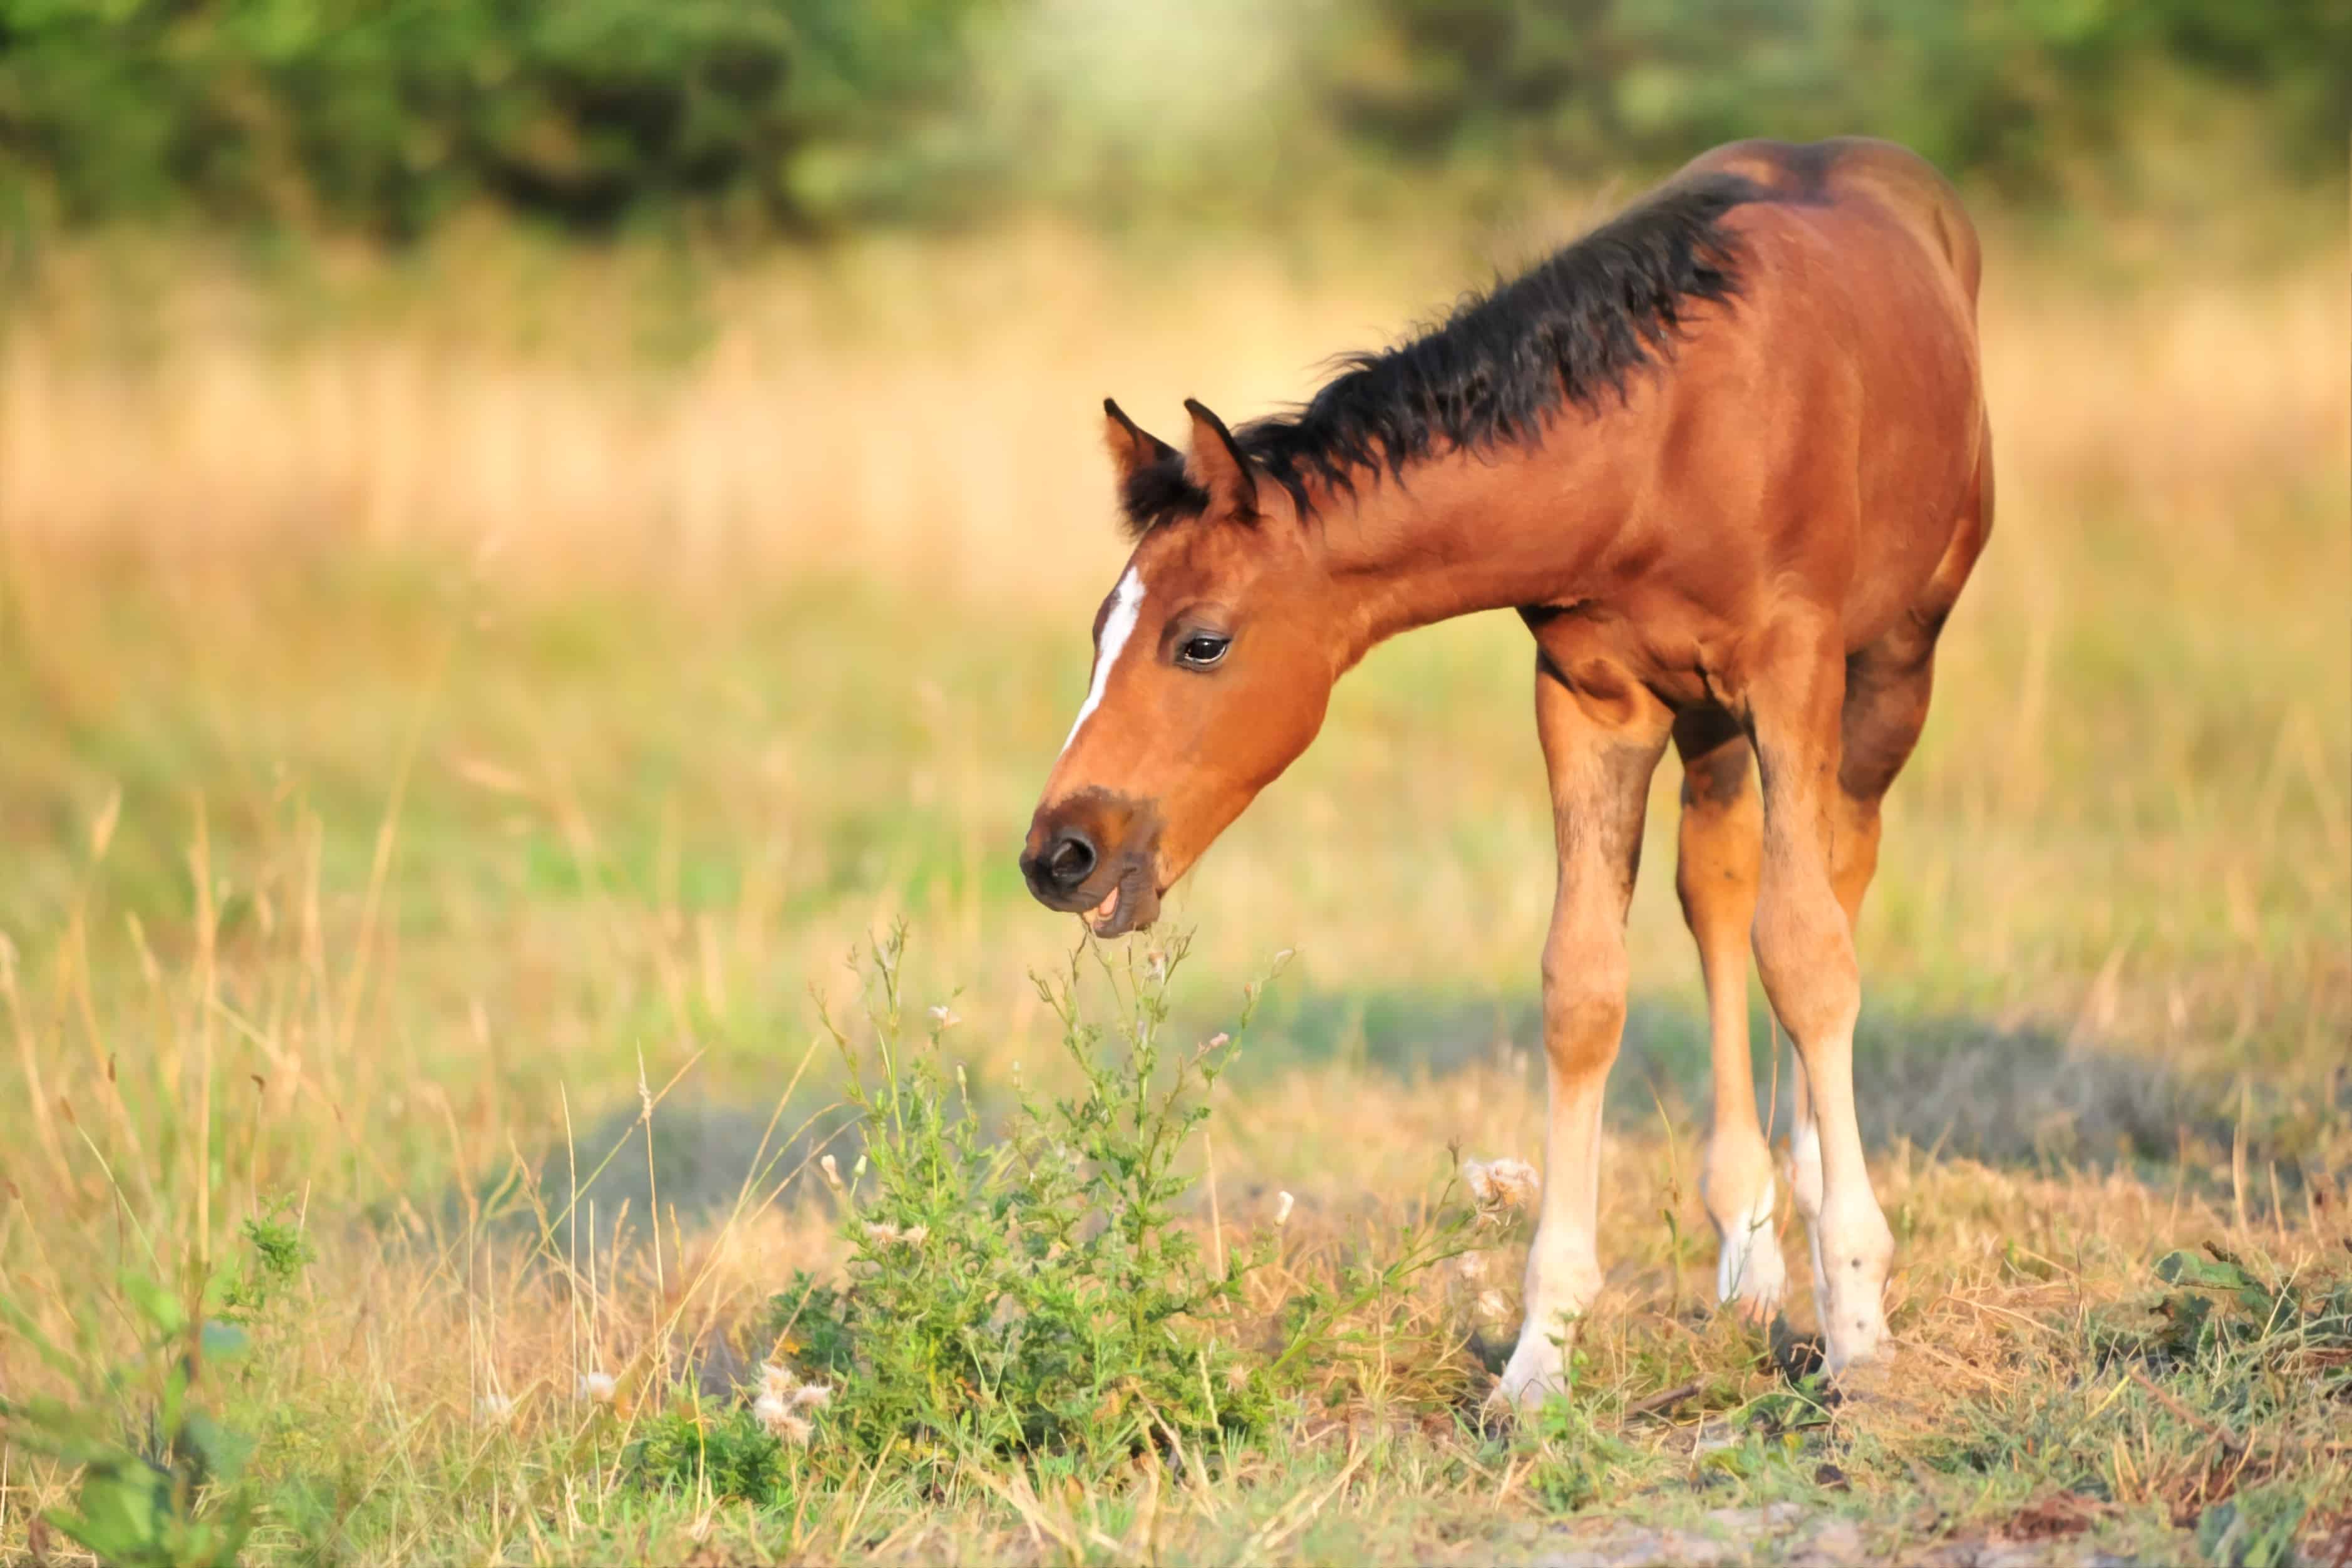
[0,209,2346,1564]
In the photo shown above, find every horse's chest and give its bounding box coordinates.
[1523,601,1719,712]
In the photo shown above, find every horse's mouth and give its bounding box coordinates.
[1085,870,1160,939]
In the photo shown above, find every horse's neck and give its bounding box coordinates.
[1324,435,1623,667]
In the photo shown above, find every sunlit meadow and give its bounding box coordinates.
[0,202,2345,1562]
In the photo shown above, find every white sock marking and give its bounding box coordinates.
[1715,1175,1785,1304]
[1060,567,1144,756]
[1791,1122,1823,1217]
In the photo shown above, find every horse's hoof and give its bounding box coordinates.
[1824,1346,1900,1396]
[1492,1346,1566,1416]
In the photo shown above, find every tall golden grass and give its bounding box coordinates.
[5,222,2340,600]
[3,219,2339,1050]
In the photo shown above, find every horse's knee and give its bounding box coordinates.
[1701,1119,1775,1216]
[1541,927,1627,1075]
[1751,879,1858,1046]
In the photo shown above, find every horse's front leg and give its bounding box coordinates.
[1497,654,1673,1410]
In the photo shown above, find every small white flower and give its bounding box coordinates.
[1274,1192,1294,1227]
[577,1371,616,1405]
[476,1393,516,1425]
[1475,1288,1510,1322]
[1205,1031,1231,1051]
[928,1005,962,1030]
[753,1381,816,1445]
[864,1221,928,1248]
[819,1153,843,1193]
[754,1364,832,1440]
[1462,1157,1540,1216]
[1457,1252,1488,1283]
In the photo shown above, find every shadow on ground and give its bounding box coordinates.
[1249,983,2314,1177]
[497,988,2333,1247]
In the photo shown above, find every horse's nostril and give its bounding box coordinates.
[1046,830,1097,889]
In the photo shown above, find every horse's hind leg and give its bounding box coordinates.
[1740,607,1902,1375]
[1790,458,1990,1332]
[1781,626,1939,1328]
[1678,622,1950,1338]
[1672,709,1788,1318]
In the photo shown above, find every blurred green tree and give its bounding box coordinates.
[0,0,2337,237]
[0,0,1002,235]
[1305,0,2348,197]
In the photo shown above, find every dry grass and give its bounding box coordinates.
[0,209,2346,1562]
[6,219,2334,595]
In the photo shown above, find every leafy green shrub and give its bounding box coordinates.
[1,1276,257,1567]
[0,1200,313,1564]
[765,926,1282,1481]
[627,1402,804,1507]
[218,1198,315,1322]
[622,927,1489,1505]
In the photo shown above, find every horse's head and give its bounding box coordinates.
[1021,398,1342,936]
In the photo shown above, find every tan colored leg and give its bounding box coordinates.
[1498,656,1673,1409]
[1743,615,1892,1374]
[1771,455,1984,1363]
[1672,709,1787,1317]
[1773,622,1949,1361]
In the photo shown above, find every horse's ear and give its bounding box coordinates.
[1182,398,1260,520]
[1102,398,1177,487]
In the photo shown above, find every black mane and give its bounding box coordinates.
[1123,172,1760,535]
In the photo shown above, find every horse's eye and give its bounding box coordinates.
[1177,634,1230,669]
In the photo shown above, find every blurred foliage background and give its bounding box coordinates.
[0,0,2340,241]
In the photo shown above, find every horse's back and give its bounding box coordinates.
[1684,137,1981,306]
[1673,138,1982,442]
[1673,139,1989,645]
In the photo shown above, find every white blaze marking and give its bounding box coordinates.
[1060,567,1144,756]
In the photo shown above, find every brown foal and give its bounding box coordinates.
[1019,137,1990,1405]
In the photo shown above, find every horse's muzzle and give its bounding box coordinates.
[1021,790,1163,937]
